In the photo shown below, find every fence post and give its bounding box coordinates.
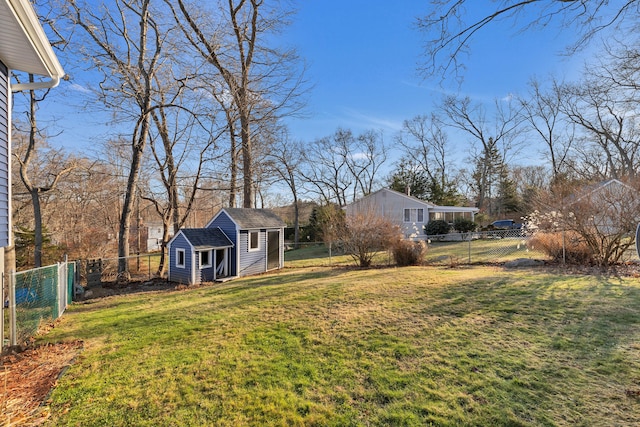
[9,270,16,347]
[148,254,151,280]
[57,262,68,318]
[562,228,566,265]
[468,235,472,264]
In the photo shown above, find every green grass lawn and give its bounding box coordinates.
[423,237,548,265]
[285,238,549,269]
[285,244,392,268]
[42,266,640,426]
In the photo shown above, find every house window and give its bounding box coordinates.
[200,250,212,268]
[403,208,424,222]
[176,248,185,268]
[249,231,259,251]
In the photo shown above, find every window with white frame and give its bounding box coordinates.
[403,208,424,223]
[249,231,259,251]
[200,250,212,268]
[176,248,185,268]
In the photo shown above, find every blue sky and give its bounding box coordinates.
[34,1,600,167]
[281,0,593,159]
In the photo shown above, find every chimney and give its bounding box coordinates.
[405,185,411,197]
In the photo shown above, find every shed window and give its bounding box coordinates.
[249,231,259,251]
[200,250,212,268]
[176,248,185,268]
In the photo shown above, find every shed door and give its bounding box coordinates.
[267,230,280,270]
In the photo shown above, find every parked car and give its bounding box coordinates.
[484,219,524,238]
[489,219,522,230]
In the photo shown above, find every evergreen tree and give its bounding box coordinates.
[472,137,503,214]
[388,158,430,199]
[14,225,66,268]
[426,177,464,206]
[389,157,463,205]
[496,165,521,215]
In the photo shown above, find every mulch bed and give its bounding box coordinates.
[1,341,83,426]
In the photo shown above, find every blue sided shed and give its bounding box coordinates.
[168,208,286,284]
[168,227,234,285]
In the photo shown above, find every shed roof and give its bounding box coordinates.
[223,208,287,229]
[181,227,233,250]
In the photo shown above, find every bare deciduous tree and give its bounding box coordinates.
[561,78,640,180]
[12,86,76,267]
[518,78,575,184]
[439,96,522,213]
[264,129,303,248]
[169,0,307,208]
[300,128,387,207]
[418,0,640,79]
[67,0,168,277]
[143,97,225,275]
[397,114,461,205]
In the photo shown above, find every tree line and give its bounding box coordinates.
[10,0,640,272]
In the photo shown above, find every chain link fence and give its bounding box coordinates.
[422,229,640,266]
[77,253,162,286]
[285,230,549,267]
[421,230,546,265]
[2,253,161,350]
[2,261,76,349]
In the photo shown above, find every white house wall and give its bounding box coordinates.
[345,189,432,238]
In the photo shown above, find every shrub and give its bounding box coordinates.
[453,218,477,233]
[529,231,594,264]
[340,210,401,267]
[424,220,450,236]
[525,181,640,266]
[392,240,427,266]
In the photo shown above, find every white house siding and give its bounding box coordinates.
[0,61,9,247]
[345,189,433,238]
[146,223,168,252]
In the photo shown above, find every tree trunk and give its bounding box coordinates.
[30,190,43,268]
[156,219,171,276]
[293,196,299,249]
[240,113,253,208]
[117,127,148,277]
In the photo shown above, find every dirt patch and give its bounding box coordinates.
[79,277,179,300]
[1,341,83,426]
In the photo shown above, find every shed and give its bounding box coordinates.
[168,208,286,284]
[168,227,234,285]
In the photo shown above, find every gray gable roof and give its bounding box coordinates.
[181,227,233,250]
[223,208,286,229]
